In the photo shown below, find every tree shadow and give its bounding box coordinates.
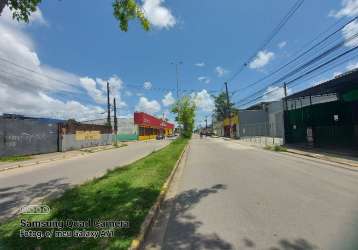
[0,178,70,221]
[162,184,234,250]
[269,238,317,250]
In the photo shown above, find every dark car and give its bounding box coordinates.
[156,134,165,140]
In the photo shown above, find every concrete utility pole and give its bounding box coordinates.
[224,82,232,137]
[113,98,118,145]
[171,61,183,134]
[205,116,208,134]
[107,82,111,127]
[113,98,118,134]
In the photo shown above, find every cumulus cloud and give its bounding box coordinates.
[135,97,161,114]
[249,50,275,69]
[342,20,358,47]
[191,89,215,112]
[80,75,125,107]
[262,86,287,102]
[195,62,205,67]
[143,81,153,90]
[162,92,175,107]
[142,0,176,29]
[330,0,358,18]
[198,76,211,84]
[278,41,287,49]
[346,61,358,70]
[0,7,123,120]
[215,66,229,77]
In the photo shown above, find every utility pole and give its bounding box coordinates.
[224,82,232,138]
[107,82,111,127]
[113,98,118,145]
[205,116,208,134]
[282,82,288,145]
[171,61,183,134]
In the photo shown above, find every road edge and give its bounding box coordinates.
[129,141,189,250]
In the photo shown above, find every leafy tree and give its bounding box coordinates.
[213,92,237,121]
[0,0,150,31]
[171,96,196,138]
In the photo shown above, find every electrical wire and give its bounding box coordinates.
[227,0,305,82]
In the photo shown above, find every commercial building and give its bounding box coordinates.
[134,112,174,141]
[83,112,175,141]
[284,70,358,150]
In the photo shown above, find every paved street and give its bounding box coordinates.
[144,137,358,250]
[0,140,169,222]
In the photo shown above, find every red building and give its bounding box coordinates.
[134,112,174,140]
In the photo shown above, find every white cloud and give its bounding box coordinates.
[342,20,358,47]
[198,76,211,84]
[135,97,161,114]
[333,71,342,78]
[143,81,152,90]
[80,75,125,107]
[0,82,105,120]
[215,66,229,77]
[278,41,287,49]
[346,61,358,70]
[162,91,175,107]
[262,86,288,102]
[330,0,358,18]
[125,90,132,96]
[0,7,124,120]
[249,50,275,69]
[195,62,205,67]
[142,0,176,29]
[191,89,214,112]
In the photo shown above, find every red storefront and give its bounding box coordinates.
[134,112,174,140]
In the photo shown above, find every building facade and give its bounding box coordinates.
[134,112,174,141]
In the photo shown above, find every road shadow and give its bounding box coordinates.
[0,178,70,222]
[162,184,233,250]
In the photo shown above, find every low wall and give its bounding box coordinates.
[116,133,138,142]
[59,122,112,152]
[0,117,59,157]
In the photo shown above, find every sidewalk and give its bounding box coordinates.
[0,144,123,172]
[221,137,358,168]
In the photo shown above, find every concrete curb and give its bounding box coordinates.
[129,142,189,250]
[0,144,125,173]
[284,150,358,168]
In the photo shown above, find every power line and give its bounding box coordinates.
[237,45,358,107]
[231,16,358,96]
[227,0,305,82]
[235,29,358,105]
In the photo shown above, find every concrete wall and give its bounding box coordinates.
[237,110,268,137]
[0,118,58,157]
[59,122,112,152]
[267,101,284,138]
[60,133,112,152]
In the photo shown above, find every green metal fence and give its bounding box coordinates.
[285,99,358,148]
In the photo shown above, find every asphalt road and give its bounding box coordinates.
[0,139,169,222]
[144,137,358,250]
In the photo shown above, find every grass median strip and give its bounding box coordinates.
[0,155,32,162]
[0,138,188,250]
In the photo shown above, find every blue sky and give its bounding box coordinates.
[0,0,357,126]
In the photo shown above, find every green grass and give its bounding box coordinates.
[0,155,32,162]
[264,145,287,152]
[0,138,188,250]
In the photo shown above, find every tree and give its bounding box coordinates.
[171,96,196,138]
[0,0,150,31]
[213,92,237,121]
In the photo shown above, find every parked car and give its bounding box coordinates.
[156,134,165,140]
